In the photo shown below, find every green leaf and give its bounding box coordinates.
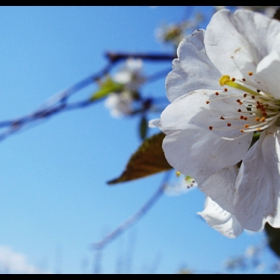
[107,132,172,185]
[139,115,148,140]
[265,223,280,258]
[90,77,124,101]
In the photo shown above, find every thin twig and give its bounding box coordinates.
[90,171,172,252]
[105,52,175,63]
[0,51,174,142]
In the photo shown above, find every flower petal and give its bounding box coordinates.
[234,126,280,231]
[199,165,238,214]
[114,58,144,91]
[160,89,251,136]
[255,51,280,99]
[114,71,131,84]
[148,118,160,128]
[105,91,133,118]
[166,29,221,102]
[205,9,280,85]
[266,205,280,228]
[198,196,243,238]
[159,90,252,182]
[162,125,251,184]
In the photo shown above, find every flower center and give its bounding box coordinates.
[207,72,280,140]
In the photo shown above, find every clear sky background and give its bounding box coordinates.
[0,6,278,274]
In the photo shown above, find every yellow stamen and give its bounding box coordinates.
[176,171,181,177]
[219,75,258,96]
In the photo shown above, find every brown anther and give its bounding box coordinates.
[243,93,247,98]
[257,89,261,93]
[255,117,260,121]
[227,123,231,127]
[240,129,244,133]
[236,99,241,103]
[248,71,253,76]
[238,101,243,105]
[220,116,225,120]
[240,116,244,120]
[251,96,255,99]
[257,128,261,131]
[242,78,246,82]
[261,117,266,122]
[206,100,210,104]
[231,77,236,82]
[244,124,250,128]
[262,112,267,117]
[237,109,242,112]
[215,92,219,95]
[224,88,228,92]
[209,126,213,130]
[243,116,247,120]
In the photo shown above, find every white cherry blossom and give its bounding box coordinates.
[164,173,197,196]
[150,9,280,233]
[105,58,145,118]
[105,90,134,118]
[113,58,144,92]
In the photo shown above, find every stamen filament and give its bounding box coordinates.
[219,75,259,96]
[208,74,280,141]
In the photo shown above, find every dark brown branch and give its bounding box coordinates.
[105,52,176,63]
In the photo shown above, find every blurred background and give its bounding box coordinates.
[0,6,279,274]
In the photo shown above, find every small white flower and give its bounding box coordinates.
[155,22,188,47]
[105,58,145,118]
[150,9,280,233]
[114,58,145,92]
[164,174,197,196]
[105,90,133,118]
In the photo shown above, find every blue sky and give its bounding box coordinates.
[0,6,278,274]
